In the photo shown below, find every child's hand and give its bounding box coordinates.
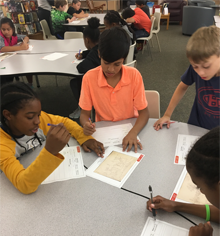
[45,123,71,156]
[85,13,89,17]
[70,16,76,22]
[20,42,29,50]
[189,222,213,236]
[153,115,171,131]
[83,121,96,136]
[146,195,176,213]
[82,139,105,157]
[122,131,142,153]
[75,53,83,60]
[23,36,29,43]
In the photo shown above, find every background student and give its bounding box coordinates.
[154,26,220,131]
[122,7,151,39]
[79,27,149,152]
[135,0,150,19]
[67,0,89,18]
[51,0,76,39]
[0,17,33,87]
[69,17,100,119]
[0,82,104,194]
[147,126,220,236]
[104,10,135,45]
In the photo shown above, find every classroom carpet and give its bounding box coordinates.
[33,23,196,124]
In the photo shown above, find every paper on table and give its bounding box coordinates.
[0,52,16,62]
[68,21,80,24]
[41,52,68,61]
[86,146,144,188]
[42,146,85,184]
[174,134,199,165]
[27,45,33,51]
[214,15,220,23]
[71,59,82,64]
[140,217,189,236]
[92,123,140,147]
[170,167,210,205]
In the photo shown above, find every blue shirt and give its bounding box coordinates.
[181,65,220,130]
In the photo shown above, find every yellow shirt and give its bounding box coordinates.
[0,111,93,194]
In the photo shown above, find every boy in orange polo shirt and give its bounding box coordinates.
[79,27,149,153]
[122,7,152,39]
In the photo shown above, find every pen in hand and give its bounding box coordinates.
[149,185,156,221]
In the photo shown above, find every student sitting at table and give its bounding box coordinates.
[154,26,220,131]
[0,17,33,87]
[79,27,149,153]
[104,10,135,45]
[121,7,151,39]
[135,0,150,19]
[67,0,89,18]
[69,17,101,119]
[51,0,76,39]
[0,82,104,194]
[147,126,220,236]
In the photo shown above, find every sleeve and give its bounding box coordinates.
[79,73,93,111]
[0,137,64,194]
[67,6,75,15]
[132,14,140,24]
[64,11,72,19]
[133,69,148,110]
[82,49,90,58]
[77,49,100,74]
[39,111,94,145]
[181,65,196,86]
[17,34,25,43]
[0,36,6,51]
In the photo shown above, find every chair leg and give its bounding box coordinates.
[156,34,161,52]
[147,41,153,61]
[35,75,40,88]
[150,38,154,48]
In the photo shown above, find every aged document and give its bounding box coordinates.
[94,151,137,181]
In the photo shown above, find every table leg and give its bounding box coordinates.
[166,16,170,30]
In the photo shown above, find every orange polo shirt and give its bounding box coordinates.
[133,7,152,33]
[79,65,148,122]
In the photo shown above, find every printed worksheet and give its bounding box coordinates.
[140,217,189,236]
[92,123,140,147]
[68,21,80,24]
[42,146,85,184]
[41,52,68,61]
[174,134,199,165]
[0,52,16,62]
[170,167,210,205]
[86,146,144,188]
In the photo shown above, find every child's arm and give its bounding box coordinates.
[80,109,96,136]
[122,107,149,153]
[72,12,89,18]
[125,17,135,23]
[154,81,189,130]
[67,16,76,23]
[147,195,220,223]
[0,42,29,52]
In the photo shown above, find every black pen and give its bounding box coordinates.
[149,185,156,221]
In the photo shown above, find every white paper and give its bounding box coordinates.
[140,217,189,236]
[86,146,144,188]
[0,52,16,62]
[174,134,199,165]
[42,146,85,184]
[214,15,220,23]
[27,45,33,51]
[170,167,210,205]
[71,59,82,64]
[68,21,80,24]
[92,123,140,147]
[41,53,68,61]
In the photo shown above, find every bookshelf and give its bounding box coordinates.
[1,0,42,36]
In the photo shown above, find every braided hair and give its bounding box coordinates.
[186,126,220,187]
[1,82,42,150]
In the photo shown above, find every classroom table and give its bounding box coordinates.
[16,38,86,54]
[63,13,105,27]
[0,52,82,76]
[0,118,219,236]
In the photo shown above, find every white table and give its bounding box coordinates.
[63,13,105,27]
[17,38,86,54]
[0,119,219,236]
[0,52,82,76]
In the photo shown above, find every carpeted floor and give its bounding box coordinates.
[33,23,196,124]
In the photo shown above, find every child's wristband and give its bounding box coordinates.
[205,204,210,221]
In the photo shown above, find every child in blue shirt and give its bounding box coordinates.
[154,26,220,130]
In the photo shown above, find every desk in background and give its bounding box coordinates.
[0,119,219,236]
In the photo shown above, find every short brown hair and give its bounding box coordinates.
[55,0,67,8]
[186,25,220,63]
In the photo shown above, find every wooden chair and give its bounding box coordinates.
[86,0,105,13]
